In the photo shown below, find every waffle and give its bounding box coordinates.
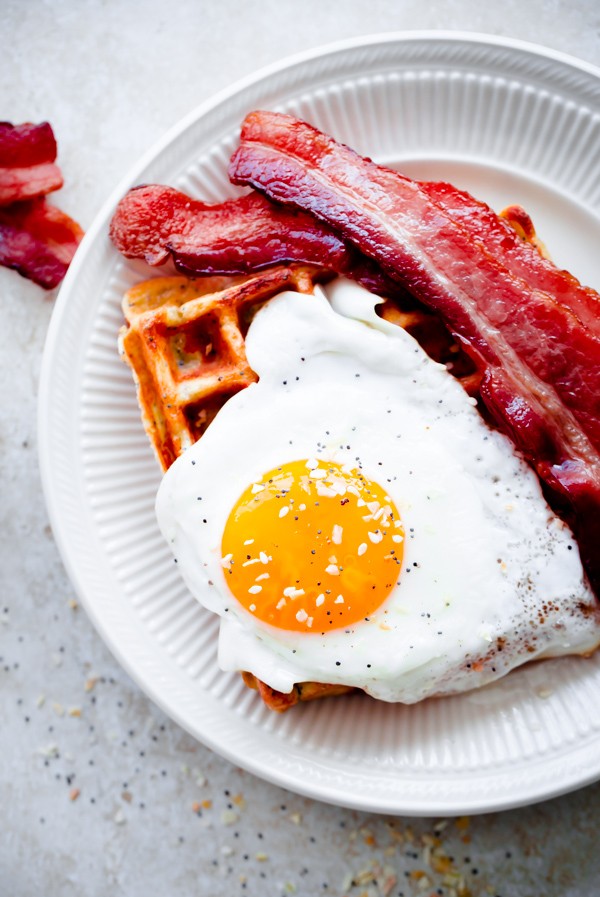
[119,265,319,471]
[120,210,543,711]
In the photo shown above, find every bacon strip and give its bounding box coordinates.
[108,184,401,298]
[0,198,83,289]
[229,110,600,594]
[424,182,600,331]
[0,122,63,205]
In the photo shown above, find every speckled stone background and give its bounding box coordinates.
[2,1,600,895]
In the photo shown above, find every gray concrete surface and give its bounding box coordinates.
[1,1,600,895]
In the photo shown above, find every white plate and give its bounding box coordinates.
[39,32,600,815]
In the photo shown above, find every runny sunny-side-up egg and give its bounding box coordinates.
[155,279,600,703]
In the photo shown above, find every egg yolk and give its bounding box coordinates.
[221,459,404,632]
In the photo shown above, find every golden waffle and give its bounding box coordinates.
[119,265,318,471]
[500,204,550,259]
[120,211,544,711]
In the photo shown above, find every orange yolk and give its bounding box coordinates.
[221,459,404,632]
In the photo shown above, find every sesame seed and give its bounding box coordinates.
[283,587,305,599]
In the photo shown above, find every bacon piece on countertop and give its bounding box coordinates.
[229,110,600,594]
[0,198,84,289]
[0,122,63,205]
[0,121,82,289]
[108,184,401,298]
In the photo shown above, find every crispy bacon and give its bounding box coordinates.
[424,182,600,331]
[0,198,83,289]
[0,122,63,205]
[229,110,600,594]
[108,184,401,298]
[0,121,82,289]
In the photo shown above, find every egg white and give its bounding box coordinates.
[155,279,599,703]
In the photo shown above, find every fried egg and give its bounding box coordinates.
[155,279,600,703]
